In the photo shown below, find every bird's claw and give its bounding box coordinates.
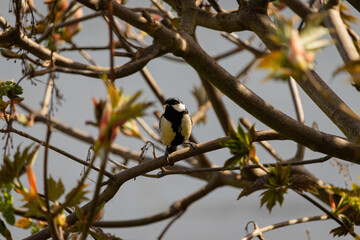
[164,150,174,166]
[186,142,198,151]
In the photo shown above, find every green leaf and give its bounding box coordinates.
[304,38,331,52]
[64,183,89,207]
[330,215,353,237]
[30,223,40,234]
[221,122,255,168]
[0,189,15,225]
[0,81,23,99]
[0,219,12,240]
[0,144,39,184]
[260,188,287,213]
[266,163,291,188]
[47,176,65,202]
[22,196,45,218]
[260,189,277,213]
[300,26,328,46]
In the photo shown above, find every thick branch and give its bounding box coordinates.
[177,32,360,164]
[347,0,360,12]
[279,0,314,19]
[238,4,360,142]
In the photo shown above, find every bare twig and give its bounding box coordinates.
[80,150,109,240]
[221,32,266,57]
[157,155,331,177]
[0,127,113,178]
[37,12,102,43]
[288,77,305,161]
[191,100,212,125]
[43,124,62,240]
[241,215,330,240]
[18,103,153,163]
[94,176,221,228]
[40,73,54,115]
[136,117,161,142]
[200,76,236,135]
[157,211,184,240]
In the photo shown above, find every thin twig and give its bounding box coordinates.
[43,123,61,240]
[288,77,305,161]
[157,155,331,177]
[200,76,236,135]
[136,117,161,142]
[40,73,54,115]
[241,215,330,240]
[81,150,109,240]
[37,12,102,43]
[221,32,266,57]
[94,176,222,228]
[17,103,153,163]
[0,127,113,178]
[157,211,184,240]
[191,100,212,125]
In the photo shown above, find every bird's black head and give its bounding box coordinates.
[164,98,182,106]
[163,97,187,114]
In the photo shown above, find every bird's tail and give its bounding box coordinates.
[166,145,177,155]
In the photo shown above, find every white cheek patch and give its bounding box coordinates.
[173,103,186,112]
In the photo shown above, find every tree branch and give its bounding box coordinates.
[176,29,360,163]
[93,175,221,228]
[23,130,283,240]
[0,127,114,178]
[323,1,360,63]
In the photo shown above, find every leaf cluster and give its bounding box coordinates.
[0,144,39,185]
[258,14,330,81]
[0,144,91,237]
[258,163,291,212]
[238,162,320,213]
[0,189,15,225]
[220,123,256,169]
[0,81,24,111]
[0,81,23,99]
[328,183,360,237]
[94,79,153,152]
[0,186,15,240]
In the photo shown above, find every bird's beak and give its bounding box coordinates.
[163,104,167,109]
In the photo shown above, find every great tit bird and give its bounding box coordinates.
[159,98,192,163]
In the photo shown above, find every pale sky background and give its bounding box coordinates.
[1,0,360,239]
